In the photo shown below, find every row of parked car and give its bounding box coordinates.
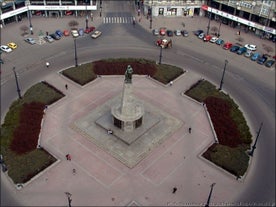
[152,28,189,37]
[193,29,275,68]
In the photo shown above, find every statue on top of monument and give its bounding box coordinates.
[125,65,133,84]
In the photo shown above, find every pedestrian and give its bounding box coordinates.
[46,62,50,68]
[72,168,76,175]
[65,84,68,90]
[169,81,173,86]
[188,127,192,134]
[66,154,71,161]
[46,31,48,36]
[172,187,177,194]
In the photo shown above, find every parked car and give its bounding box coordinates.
[24,38,36,45]
[63,30,70,36]
[230,45,240,52]
[65,10,73,16]
[237,47,247,55]
[0,58,3,64]
[91,30,102,39]
[203,35,212,42]
[0,45,12,53]
[44,35,54,43]
[50,33,61,40]
[265,59,275,68]
[210,36,218,43]
[215,38,224,45]
[166,30,173,37]
[197,33,204,39]
[193,29,204,36]
[244,44,257,51]
[223,42,232,50]
[159,27,166,36]
[78,28,84,36]
[244,50,253,58]
[71,29,79,38]
[55,30,63,37]
[85,26,95,34]
[257,55,268,65]
[181,30,189,37]
[152,29,159,36]
[174,30,181,36]
[7,42,17,49]
[251,52,261,61]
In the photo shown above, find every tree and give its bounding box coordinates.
[20,25,29,36]
[262,44,273,54]
[211,26,218,35]
[68,20,79,29]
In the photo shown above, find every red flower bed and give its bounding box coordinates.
[93,61,157,77]
[10,102,45,154]
[205,96,242,147]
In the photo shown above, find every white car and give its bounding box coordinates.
[210,36,218,43]
[91,31,102,39]
[174,30,181,36]
[245,44,257,51]
[71,29,79,38]
[25,38,36,45]
[0,45,12,53]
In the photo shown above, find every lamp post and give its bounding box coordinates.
[12,67,22,99]
[85,0,88,29]
[149,0,153,29]
[65,192,72,207]
[158,46,163,64]
[218,59,228,91]
[73,37,78,67]
[248,122,263,156]
[206,10,211,35]
[27,5,33,35]
[205,183,216,207]
[218,18,222,37]
[99,0,102,17]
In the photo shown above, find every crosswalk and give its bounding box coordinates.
[103,16,135,24]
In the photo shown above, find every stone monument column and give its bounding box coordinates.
[111,65,144,132]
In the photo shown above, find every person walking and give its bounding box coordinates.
[188,127,192,134]
[172,187,177,194]
[65,84,68,90]
[46,62,50,68]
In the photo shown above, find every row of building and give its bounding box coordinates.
[1,0,275,41]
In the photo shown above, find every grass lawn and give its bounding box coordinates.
[185,80,252,177]
[0,81,64,184]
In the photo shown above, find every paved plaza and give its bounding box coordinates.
[4,70,244,206]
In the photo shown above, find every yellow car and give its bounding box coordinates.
[7,42,17,49]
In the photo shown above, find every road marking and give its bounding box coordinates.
[103,16,134,24]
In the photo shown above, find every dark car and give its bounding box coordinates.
[237,47,247,55]
[0,58,4,64]
[215,38,224,45]
[55,30,63,37]
[251,52,261,61]
[166,30,173,37]
[193,29,204,36]
[265,60,275,68]
[230,45,240,52]
[78,28,84,36]
[257,55,268,65]
[50,33,61,40]
[181,30,189,37]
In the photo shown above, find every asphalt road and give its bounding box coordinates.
[1,1,275,206]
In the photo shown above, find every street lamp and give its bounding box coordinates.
[248,122,263,156]
[85,0,89,29]
[99,0,102,17]
[158,46,163,65]
[218,59,228,91]
[149,0,153,29]
[65,192,72,207]
[206,10,211,35]
[27,4,33,35]
[73,37,78,67]
[205,183,216,207]
[12,67,22,99]
[218,18,222,37]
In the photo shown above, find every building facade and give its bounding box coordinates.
[0,0,98,26]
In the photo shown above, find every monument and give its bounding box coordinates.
[73,65,182,168]
[111,65,144,132]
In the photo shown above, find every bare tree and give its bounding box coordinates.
[236,37,244,43]
[210,26,218,35]
[20,25,29,36]
[262,44,273,54]
[68,20,79,29]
